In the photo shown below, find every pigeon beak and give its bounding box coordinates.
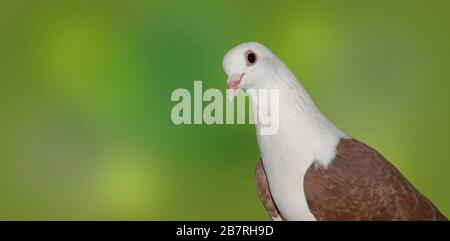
[227,73,245,102]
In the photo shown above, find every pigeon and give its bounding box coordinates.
[222,42,447,221]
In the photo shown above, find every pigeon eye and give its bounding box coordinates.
[246,51,257,66]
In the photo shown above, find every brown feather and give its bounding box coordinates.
[255,160,283,220]
[304,138,447,221]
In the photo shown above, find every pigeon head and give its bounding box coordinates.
[223,42,278,101]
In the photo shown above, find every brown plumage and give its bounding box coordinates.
[256,138,447,221]
[255,160,283,220]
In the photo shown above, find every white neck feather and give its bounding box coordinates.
[249,60,348,168]
[247,60,349,220]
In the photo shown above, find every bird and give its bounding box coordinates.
[222,42,447,221]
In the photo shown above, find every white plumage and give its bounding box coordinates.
[223,42,348,220]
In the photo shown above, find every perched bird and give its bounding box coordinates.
[223,42,447,221]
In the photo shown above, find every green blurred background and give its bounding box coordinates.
[1,0,449,220]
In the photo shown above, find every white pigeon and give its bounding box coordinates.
[222,42,446,221]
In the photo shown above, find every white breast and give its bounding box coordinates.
[250,64,347,221]
[258,133,317,221]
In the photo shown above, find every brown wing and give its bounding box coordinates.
[304,138,447,221]
[255,159,284,221]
